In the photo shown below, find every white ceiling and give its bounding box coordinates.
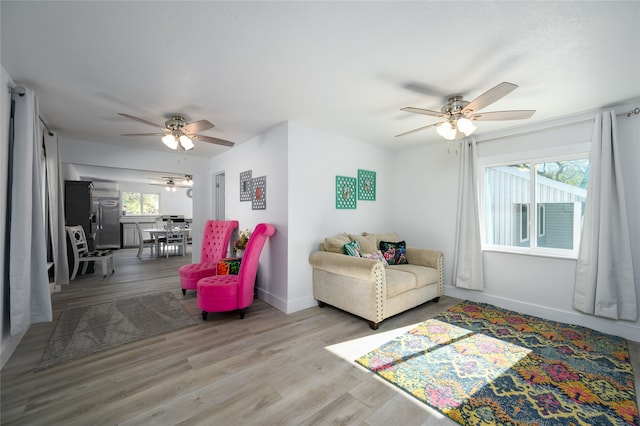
[2,1,640,164]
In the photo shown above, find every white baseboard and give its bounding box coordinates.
[444,285,640,342]
[255,288,316,315]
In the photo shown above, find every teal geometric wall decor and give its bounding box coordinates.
[358,169,376,201]
[335,176,357,209]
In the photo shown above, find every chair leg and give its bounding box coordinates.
[239,309,246,319]
[70,261,79,281]
[182,289,186,296]
[101,258,108,277]
[201,311,208,321]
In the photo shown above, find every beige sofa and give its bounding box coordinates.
[309,232,444,329]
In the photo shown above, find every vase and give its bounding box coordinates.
[235,249,244,259]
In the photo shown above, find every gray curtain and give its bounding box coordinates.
[574,111,637,320]
[44,132,69,285]
[7,88,52,335]
[452,137,484,290]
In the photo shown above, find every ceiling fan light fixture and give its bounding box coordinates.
[456,117,477,136]
[436,122,457,140]
[162,134,178,149]
[179,134,194,150]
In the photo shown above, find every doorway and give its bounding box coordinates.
[214,171,225,220]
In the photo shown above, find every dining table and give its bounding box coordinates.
[144,226,189,257]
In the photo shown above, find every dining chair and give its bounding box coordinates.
[164,230,186,257]
[197,223,275,320]
[179,220,238,295]
[66,225,115,280]
[135,222,156,258]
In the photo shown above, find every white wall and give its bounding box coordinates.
[60,138,209,259]
[209,122,290,311]
[209,121,395,314]
[394,109,640,341]
[287,122,395,313]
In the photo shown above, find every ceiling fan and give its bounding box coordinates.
[118,113,235,150]
[148,175,193,191]
[396,82,536,140]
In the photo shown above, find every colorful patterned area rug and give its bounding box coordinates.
[355,301,639,425]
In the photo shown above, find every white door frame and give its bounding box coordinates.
[212,171,226,220]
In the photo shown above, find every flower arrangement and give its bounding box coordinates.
[233,228,252,251]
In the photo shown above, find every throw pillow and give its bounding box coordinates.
[379,240,408,265]
[362,250,388,266]
[343,240,362,257]
[347,233,377,254]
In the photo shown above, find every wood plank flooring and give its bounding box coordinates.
[2,248,639,425]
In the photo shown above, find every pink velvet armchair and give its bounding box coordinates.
[197,223,275,320]
[179,220,238,295]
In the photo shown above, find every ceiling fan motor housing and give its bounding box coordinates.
[442,96,470,116]
[165,116,187,131]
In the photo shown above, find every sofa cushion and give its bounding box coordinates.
[348,233,377,254]
[323,233,351,253]
[363,232,400,247]
[385,268,417,298]
[343,240,362,257]
[380,240,408,265]
[388,264,439,288]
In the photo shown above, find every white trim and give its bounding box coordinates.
[444,286,640,342]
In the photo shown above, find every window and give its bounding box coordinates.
[517,203,529,243]
[538,204,546,237]
[122,192,159,216]
[482,157,589,257]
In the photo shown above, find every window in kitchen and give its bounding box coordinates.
[122,192,159,215]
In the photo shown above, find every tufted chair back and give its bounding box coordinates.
[200,220,239,263]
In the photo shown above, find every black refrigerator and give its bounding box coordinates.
[65,180,94,274]
[65,180,93,242]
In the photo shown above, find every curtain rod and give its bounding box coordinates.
[8,84,54,136]
[619,107,640,117]
[476,106,640,145]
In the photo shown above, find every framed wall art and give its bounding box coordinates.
[357,169,376,201]
[240,170,252,201]
[252,176,266,210]
[335,175,357,209]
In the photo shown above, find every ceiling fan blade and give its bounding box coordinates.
[182,120,215,134]
[395,122,442,137]
[121,132,167,137]
[470,110,536,121]
[190,134,235,147]
[117,113,166,130]
[463,82,518,114]
[400,107,446,118]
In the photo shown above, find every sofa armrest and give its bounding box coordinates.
[309,250,386,325]
[405,247,442,269]
[309,251,381,281]
[406,247,444,296]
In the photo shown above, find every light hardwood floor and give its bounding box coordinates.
[2,249,639,425]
